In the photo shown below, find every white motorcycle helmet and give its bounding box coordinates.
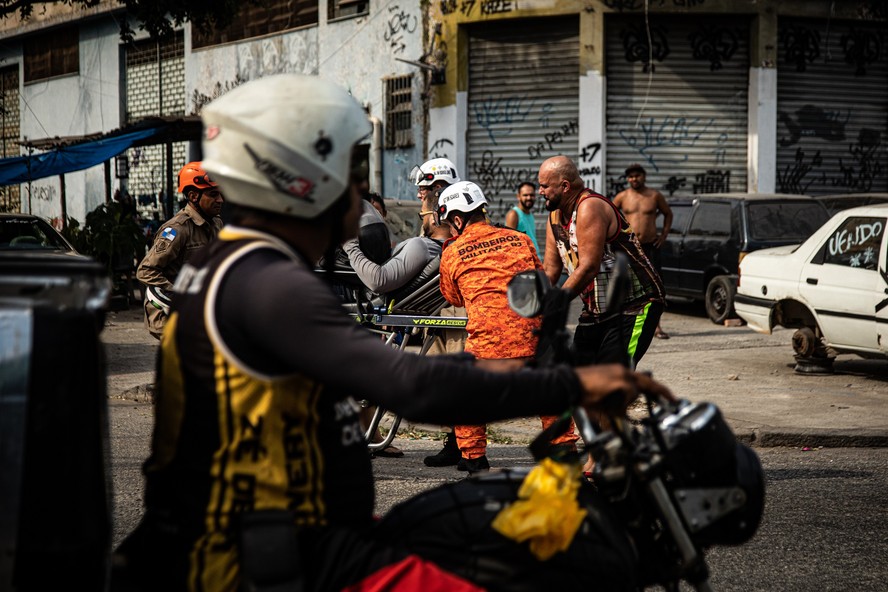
[436,180,488,221]
[200,74,371,219]
[409,158,460,188]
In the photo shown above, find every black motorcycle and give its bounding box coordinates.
[374,253,765,592]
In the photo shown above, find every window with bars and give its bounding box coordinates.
[125,33,185,68]
[0,66,20,158]
[384,75,413,149]
[193,0,318,49]
[23,26,78,83]
[328,0,368,22]
[0,65,20,211]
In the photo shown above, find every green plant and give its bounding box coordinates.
[60,216,89,253]
[82,203,145,269]
[67,204,146,300]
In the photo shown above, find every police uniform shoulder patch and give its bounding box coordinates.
[155,226,178,253]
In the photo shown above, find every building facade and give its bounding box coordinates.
[427,0,887,230]
[0,0,431,222]
[0,0,884,232]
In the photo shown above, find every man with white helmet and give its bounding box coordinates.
[344,157,459,295]
[407,156,468,469]
[136,161,224,339]
[436,181,581,473]
[342,184,452,459]
[111,74,671,592]
[410,157,460,201]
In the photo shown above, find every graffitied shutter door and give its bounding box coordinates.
[776,18,888,196]
[605,15,750,198]
[467,16,579,230]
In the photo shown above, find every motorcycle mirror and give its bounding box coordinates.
[604,251,631,314]
[507,269,549,318]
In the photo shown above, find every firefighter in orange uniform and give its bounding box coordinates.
[437,181,580,473]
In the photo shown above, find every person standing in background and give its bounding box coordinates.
[136,162,224,340]
[612,164,673,339]
[504,181,541,255]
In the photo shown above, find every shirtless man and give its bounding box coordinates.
[612,163,673,339]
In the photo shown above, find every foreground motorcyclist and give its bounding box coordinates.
[111,73,672,592]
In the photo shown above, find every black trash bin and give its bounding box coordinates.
[0,251,112,591]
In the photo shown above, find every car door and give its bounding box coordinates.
[877,228,888,356]
[799,214,887,354]
[659,201,693,296]
[678,200,733,296]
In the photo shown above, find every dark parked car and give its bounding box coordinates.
[0,212,78,252]
[660,193,831,323]
[0,213,108,307]
[814,192,888,215]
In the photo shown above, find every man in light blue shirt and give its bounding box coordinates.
[504,181,540,255]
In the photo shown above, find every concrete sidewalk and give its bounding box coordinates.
[101,303,888,448]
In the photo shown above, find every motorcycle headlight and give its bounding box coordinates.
[671,442,765,547]
[659,402,766,547]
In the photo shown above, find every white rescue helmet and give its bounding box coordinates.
[200,74,371,219]
[145,285,173,315]
[437,180,488,221]
[409,158,460,187]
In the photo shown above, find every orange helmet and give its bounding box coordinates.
[177,161,218,194]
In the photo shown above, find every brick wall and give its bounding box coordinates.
[125,34,188,216]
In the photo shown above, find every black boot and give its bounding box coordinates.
[456,455,490,473]
[423,432,460,467]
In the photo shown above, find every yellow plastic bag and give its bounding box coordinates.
[491,458,587,560]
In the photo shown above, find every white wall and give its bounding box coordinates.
[187,0,427,199]
[10,3,434,217]
[19,16,121,222]
[748,66,777,193]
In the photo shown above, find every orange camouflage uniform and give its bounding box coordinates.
[439,222,579,459]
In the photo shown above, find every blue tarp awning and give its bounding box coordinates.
[0,127,163,186]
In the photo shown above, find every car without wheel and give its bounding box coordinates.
[735,203,888,372]
[659,193,830,324]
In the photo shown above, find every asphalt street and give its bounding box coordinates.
[104,301,888,590]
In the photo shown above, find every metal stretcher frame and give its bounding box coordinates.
[321,264,468,452]
[349,285,467,452]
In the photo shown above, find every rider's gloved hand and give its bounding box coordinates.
[574,364,674,417]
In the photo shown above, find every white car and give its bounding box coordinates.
[735,203,888,368]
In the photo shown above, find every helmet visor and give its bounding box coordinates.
[192,173,217,189]
[409,165,436,187]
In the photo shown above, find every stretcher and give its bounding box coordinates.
[319,258,467,452]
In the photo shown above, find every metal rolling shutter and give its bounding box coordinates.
[467,17,579,246]
[776,18,888,196]
[605,15,750,197]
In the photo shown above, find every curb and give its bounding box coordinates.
[750,428,888,448]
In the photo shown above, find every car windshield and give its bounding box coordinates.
[747,202,830,241]
[0,217,72,250]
